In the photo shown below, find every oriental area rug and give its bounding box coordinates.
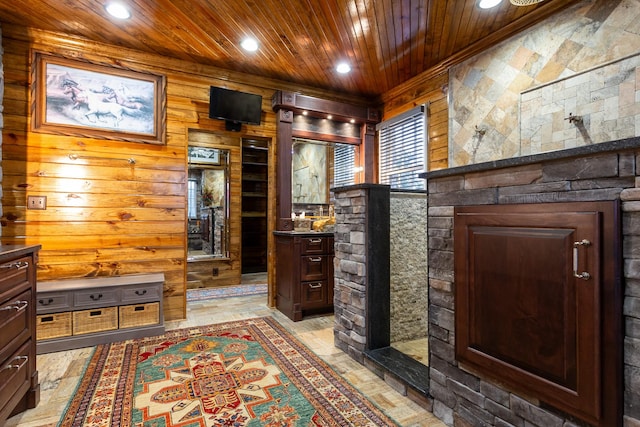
[59,316,398,427]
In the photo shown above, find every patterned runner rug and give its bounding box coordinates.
[59,316,398,426]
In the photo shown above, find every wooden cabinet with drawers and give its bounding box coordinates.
[274,232,334,321]
[36,273,165,354]
[0,245,40,426]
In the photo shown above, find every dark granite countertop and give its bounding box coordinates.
[273,230,334,237]
[421,136,640,180]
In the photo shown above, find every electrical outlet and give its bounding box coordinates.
[27,195,47,210]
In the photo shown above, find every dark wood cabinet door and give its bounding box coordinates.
[454,201,621,427]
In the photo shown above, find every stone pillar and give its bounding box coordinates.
[333,184,390,364]
[621,179,640,426]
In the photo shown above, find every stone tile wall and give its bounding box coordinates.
[520,53,640,155]
[450,0,640,167]
[390,191,428,343]
[427,147,640,427]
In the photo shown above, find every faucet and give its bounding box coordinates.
[564,113,582,125]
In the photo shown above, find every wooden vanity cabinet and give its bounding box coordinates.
[454,202,621,427]
[0,245,40,425]
[274,232,334,321]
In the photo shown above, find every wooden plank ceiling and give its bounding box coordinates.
[1,0,579,99]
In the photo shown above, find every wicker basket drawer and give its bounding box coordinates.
[72,307,118,335]
[36,312,72,340]
[119,303,159,329]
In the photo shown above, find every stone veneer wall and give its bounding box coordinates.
[333,184,390,363]
[390,191,428,343]
[426,143,640,427]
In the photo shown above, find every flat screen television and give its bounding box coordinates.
[209,87,262,127]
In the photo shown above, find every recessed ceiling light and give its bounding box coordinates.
[327,115,333,120]
[241,38,258,52]
[479,0,503,8]
[105,2,131,19]
[336,62,351,74]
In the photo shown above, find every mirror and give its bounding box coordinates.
[291,138,358,216]
[187,146,230,259]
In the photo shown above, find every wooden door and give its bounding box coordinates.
[454,201,621,427]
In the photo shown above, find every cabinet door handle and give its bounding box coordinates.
[0,300,28,313]
[38,298,54,306]
[2,355,28,372]
[308,239,322,244]
[0,261,28,270]
[573,239,591,280]
[135,289,147,296]
[309,257,322,262]
[90,293,103,301]
[308,282,322,289]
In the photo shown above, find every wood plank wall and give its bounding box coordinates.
[0,24,369,321]
[381,71,449,171]
[0,23,449,321]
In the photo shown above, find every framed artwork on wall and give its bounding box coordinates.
[31,51,166,145]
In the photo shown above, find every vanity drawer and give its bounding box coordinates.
[301,237,327,255]
[300,255,328,281]
[301,281,327,309]
[0,341,31,418]
[0,290,31,363]
[74,288,119,308]
[0,257,31,294]
[36,292,71,314]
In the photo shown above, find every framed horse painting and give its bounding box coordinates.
[31,52,166,145]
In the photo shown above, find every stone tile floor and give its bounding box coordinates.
[6,277,444,427]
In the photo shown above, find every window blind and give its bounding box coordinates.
[333,143,355,188]
[376,105,427,190]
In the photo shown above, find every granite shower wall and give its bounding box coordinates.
[520,52,640,155]
[450,0,640,166]
[390,191,428,343]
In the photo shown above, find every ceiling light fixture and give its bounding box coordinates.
[241,37,258,52]
[478,0,503,8]
[510,0,545,5]
[105,2,131,19]
[336,62,351,74]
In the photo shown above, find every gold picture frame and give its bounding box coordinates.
[31,51,166,145]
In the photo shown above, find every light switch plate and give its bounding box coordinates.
[27,195,47,210]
